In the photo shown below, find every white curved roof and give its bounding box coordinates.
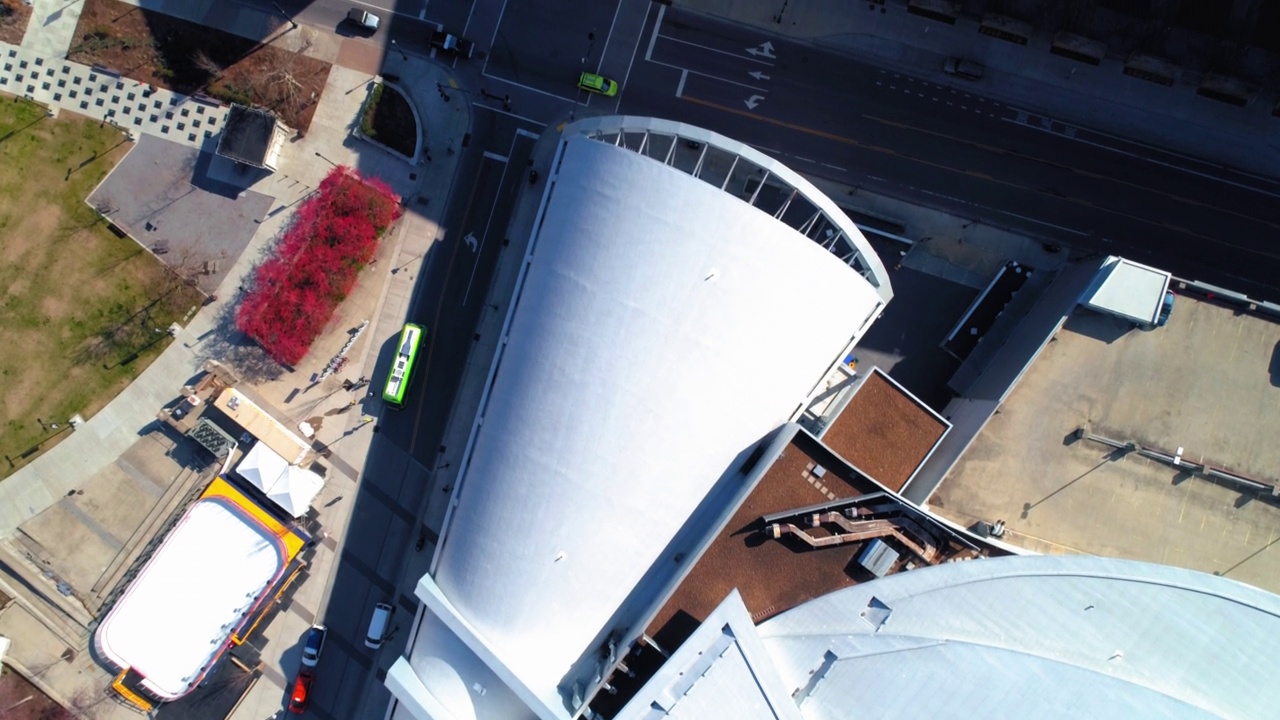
[95,498,286,699]
[756,555,1280,720]
[432,124,887,701]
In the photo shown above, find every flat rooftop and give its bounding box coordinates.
[585,428,1000,717]
[94,495,287,700]
[645,429,993,652]
[820,369,948,493]
[930,295,1280,594]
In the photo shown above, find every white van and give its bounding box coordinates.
[365,602,393,649]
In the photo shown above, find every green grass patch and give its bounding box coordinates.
[360,82,383,138]
[0,97,203,480]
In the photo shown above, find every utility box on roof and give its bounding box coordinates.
[1081,256,1172,328]
[858,538,900,578]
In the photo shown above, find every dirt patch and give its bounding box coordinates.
[0,0,32,45]
[0,668,75,720]
[361,83,417,158]
[67,0,331,131]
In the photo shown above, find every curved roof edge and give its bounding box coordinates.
[566,116,893,303]
[758,554,1280,720]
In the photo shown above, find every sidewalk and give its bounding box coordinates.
[673,0,1279,179]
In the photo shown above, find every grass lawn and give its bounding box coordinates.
[0,98,203,481]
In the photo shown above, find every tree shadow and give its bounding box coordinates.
[1216,533,1280,578]
[193,293,288,385]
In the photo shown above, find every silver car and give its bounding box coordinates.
[347,8,381,32]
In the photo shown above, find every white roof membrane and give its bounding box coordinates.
[433,133,886,700]
[757,555,1280,720]
[95,498,286,699]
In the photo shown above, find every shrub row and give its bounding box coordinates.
[237,167,400,366]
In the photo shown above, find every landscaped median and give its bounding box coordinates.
[236,167,401,367]
[358,81,420,160]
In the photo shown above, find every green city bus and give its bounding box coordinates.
[382,323,425,408]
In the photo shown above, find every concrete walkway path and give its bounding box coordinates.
[22,0,84,58]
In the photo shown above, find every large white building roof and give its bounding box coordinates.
[94,497,287,699]
[619,555,1280,719]
[404,117,890,716]
[385,117,1280,720]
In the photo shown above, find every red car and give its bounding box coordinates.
[288,670,314,714]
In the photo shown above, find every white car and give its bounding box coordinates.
[300,624,326,667]
[347,8,380,32]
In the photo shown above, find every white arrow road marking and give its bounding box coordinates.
[745,41,776,59]
[464,232,478,252]
[744,94,764,110]
[748,71,771,80]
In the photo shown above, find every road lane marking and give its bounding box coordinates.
[596,0,625,76]
[656,33,775,65]
[680,94,1280,255]
[1011,106,1280,187]
[1002,114,1280,201]
[646,4,664,61]
[865,112,1280,230]
[463,143,518,307]
[474,104,547,128]
[479,68,577,103]
[646,56,768,92]
[484,0,512,79]
[622,1,655,95]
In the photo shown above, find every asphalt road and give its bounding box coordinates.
[295,105,538,719]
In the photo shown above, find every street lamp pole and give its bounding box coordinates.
[390,39,408,62]
[314,151,338,168]
[270,1,298,30]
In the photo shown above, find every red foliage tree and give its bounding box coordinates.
[236,167,401,366]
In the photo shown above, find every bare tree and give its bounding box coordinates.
[192,49,223,85]
[255,37,322,122]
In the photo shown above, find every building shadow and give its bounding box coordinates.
[1063,311,1132,345]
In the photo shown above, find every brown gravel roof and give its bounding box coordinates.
[646,431,885,650]
[821,370,948,492]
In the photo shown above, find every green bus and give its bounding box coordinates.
[382,323,425,408]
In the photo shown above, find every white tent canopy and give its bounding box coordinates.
[236,442,324,517]
[238,441,289,493]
